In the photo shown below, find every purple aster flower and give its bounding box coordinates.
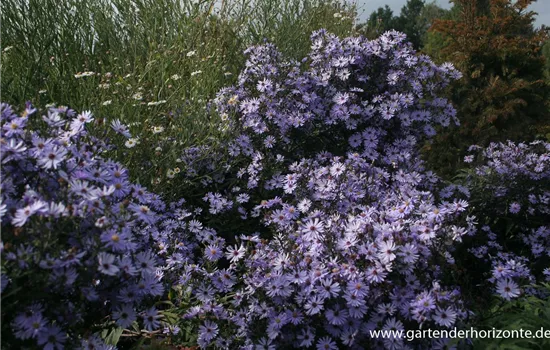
[113,304,137,328]
[376,303,396,317]
[51,267,78,286]
[81,287,99,302]
[12,201,46,227]
[128,203,157,224]
[205,244,223,261]
[137,273,164,297]
[509,202,521,214]
[42,110,65,127]
[496,279,520,300]
[188,219,203,233]
[464,155,474,163]
[79,334,114,349]
[59,250,86,268]
[97,252,119,276]
[117,287,138,303]
[378,240,397,263]
[317,278,340,299]
[13,312,47,340]
[163,325,181,336]
[415,293,437,313]
[263,135,276,148]
[68,179,96,199]
[37,145,67,169]
[45,202,66,218]
[492,265,512,279]
[2,116,26,137]
[433,307,457,327]
[325,306,348,326]
[349,133,362,148]
[297,328,315,347]
[0,274,8,293]
[110,119,131,138]
[236,193,250,203]
[398,243,419,264]
[100,229,134,252]
[316,336,337,350]
[142,307,161,331]
[69,110,94,132]
[135,251,157,276]
[199,320,219,343]
[301,218,325,240]
[366,264,387,283]
[384,317,404,333]
[225,244,246,263]
[118,256,138,276]
[256,337,275,350]
[304,295,325,315]
[333,92,349,105]
[287,309,304,325]
[37,325,66,350]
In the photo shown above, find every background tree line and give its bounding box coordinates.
[359,0,550,177]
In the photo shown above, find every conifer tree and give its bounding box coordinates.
[394,0,426,49]
[424,0,550,176]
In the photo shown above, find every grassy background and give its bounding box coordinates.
[1,0,357,197]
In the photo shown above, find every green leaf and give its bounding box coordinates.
[102,327,124,345]
[161,311,179,324]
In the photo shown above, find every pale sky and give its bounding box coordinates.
[356,0,549,28]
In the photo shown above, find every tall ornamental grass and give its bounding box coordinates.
[1,0,356,198]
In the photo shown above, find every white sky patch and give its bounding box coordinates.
[356,0,548,28]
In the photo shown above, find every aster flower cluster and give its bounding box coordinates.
[3,29,547,350]
[215,30,461,171]
[162,30,475,349]
[458,141,550,302]
[0,103,181,347]
[177,154,474,349]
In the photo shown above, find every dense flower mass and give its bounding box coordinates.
[1,30,549,350]
[215,30,461,170]
[0,103,181,348]
[169,30,473,349]
[456,141,550,301]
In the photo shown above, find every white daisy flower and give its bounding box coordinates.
[125,138,139,148]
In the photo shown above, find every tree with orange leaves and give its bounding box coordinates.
[423,0,550,176]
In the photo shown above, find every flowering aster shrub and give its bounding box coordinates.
[215,29,461,171]
[177,29,465,235]
[0,103,182,348]
[163,30,478,349]
[2,29,547,350]
[451,141,550,304]
[173,155,475,349]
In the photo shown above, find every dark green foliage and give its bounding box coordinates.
[423,0,550,177]
[394,0,426,49]
[417,1,450,46]
[420,2,457,61]
[360,0,449,49]
[543,39,550,81]
[359,5,396,38]
[472,284,550,349]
